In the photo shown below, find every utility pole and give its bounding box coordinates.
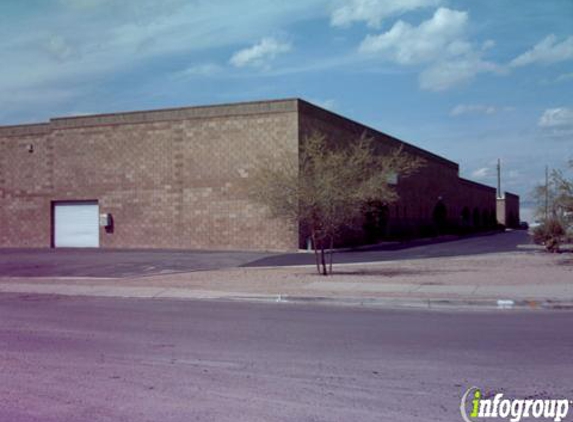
[497,158,502,199]
[545,165,549,221]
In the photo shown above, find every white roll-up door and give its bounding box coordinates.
[54,202,99,248]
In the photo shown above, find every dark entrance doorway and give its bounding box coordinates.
[432,200,447,233]
[461,206,471,227]
[363,202,390,242]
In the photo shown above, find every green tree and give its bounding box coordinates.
[249,132,423,275]
[554,161,573,220]
[532,160,573,251]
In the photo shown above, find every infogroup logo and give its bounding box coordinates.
[460,387,571,422]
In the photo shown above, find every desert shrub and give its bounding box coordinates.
[566,224,573,242]
[418,223,438,238]
[532,219,566,252]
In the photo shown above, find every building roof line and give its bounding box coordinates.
[50,98,300,122]
[459,177,497,192]
[0,98,300,136]
[297,99,459,170]
[501,191,520,198]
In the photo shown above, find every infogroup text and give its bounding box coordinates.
[461,387,571,422]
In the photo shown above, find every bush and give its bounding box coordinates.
[418,223,438,238]
[532,219,566,252]
[567,224,573,241]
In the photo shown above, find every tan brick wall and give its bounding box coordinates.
[0,100,299,251]
[0,128,52,247]
[297,100,498,244]
[0,98,512,251]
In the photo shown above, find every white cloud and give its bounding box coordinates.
[45,35,76,62]
[511,35,573,67]
[471,167,490,179]
[450,104,513,116]
[230,37,292,69]
[176,63,224,78]
[481,39,495,50]
[419,54,500,91]
[538,107,573,139]
[0,0,328,122]
[359,8,501,91]
[450,104,496,116]
[2,88,79,107]
[359,8,469,64]
[555,72,573,83]
[538,108,573,128]
[58,0,189,23]
[331,0,441,28]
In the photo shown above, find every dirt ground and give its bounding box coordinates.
[2,251,571,300]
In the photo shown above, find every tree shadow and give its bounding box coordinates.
[327,268,446,277]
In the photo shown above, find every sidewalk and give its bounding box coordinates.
[0,250,571,311]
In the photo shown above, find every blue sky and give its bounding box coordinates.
[1,0,572,220]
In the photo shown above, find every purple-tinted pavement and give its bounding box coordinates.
[0,295,571,422]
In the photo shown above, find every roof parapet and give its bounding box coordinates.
[0,123,51,137]
[0,98,300,135]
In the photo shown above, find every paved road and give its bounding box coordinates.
[0,295,571,422]
[0,231,530,278]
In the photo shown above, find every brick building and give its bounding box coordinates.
[497,193,520,228]
[0,98,519,251]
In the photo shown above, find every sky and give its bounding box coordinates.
[1,0,572,221]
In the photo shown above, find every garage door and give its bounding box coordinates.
[54,202,99,248]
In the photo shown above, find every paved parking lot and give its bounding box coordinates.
[0,248,273,278]
[245,230,530,267]
[0,231,530,278]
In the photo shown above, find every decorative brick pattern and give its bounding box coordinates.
[0,98,518,251]
[0,100,299,251]
[297,100,506,245]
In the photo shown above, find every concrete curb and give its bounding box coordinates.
[223,295,573,311]
[1,282,572,311]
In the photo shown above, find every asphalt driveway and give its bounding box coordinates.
[0,248,273,278]
[0,230,531,278]
[245,229,531,267]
